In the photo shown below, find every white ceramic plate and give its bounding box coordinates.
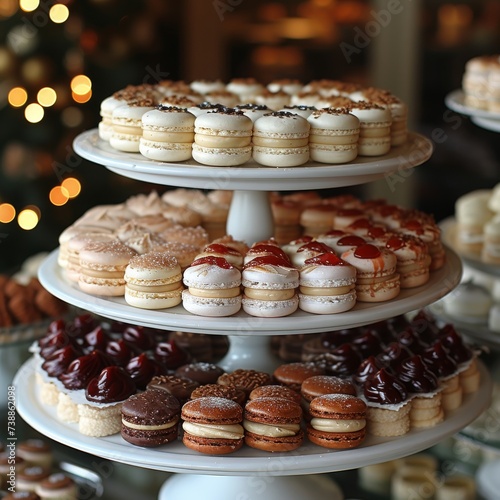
[445,90,500,120]
[73,130,433,191]
[38,248,462,336]
[471,116,500,133]
[14,357,492,476]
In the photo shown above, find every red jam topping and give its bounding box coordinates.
[304,253,345,266]
[364,368,407,404]
[290,236,313,245]
[105,339,138,367]
[126,353,166,390]
[247,245,290,261]
[252,238,279,246]
[86,366,136,403]
[386,236,405,251]
[336,235,366,247]
[42,345,82,378]
[354,355,384,386]
[203,243,242,256]
[154,340,191,369]
[59,350,113,390]
[354,244,381,259]
[397,355,438,393]
[122,325,155,351]
[244,255,293,269]
[191,256,234,269]
[297,241,335,254]
[321,230,345,237]
[403,219,423,233]
[47,319,66,335]
[377,204,402,217]
[347,219,372,230]
[367,227,387,239]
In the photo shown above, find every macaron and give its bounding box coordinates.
[243,397,303,452]
[190,383,246,406]
[241,255,299,318]
[307,393,367,449]
[110,98,156,152]
[140,105,195,162]
[248,384,302,404]
[17,440,53,469]
[345,101,392,156]
[35,473,78,500]
[301,375,357,402]
[16,465,52,493]
[182,256,242,317]
[175,362,226,385]
[290,241,336,269]
[307,108,360,163]
[267,79,304,96]
[254,90,291,110]
[181,397,244,455]
[147,374,199,406]
[341,244,400,302]
[252,111,310,167]
[121,388,181,447]
[124,252,183,309]
[299,253,357,314]
[235,103,272,123]
[78,240,137,297]
[195,243,244,269]
[273,362,325,392]
[217,368,273,397]
[192,109,252,166]
[226,77,264,102]
[190,79,226,95]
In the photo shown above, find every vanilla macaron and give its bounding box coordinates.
[252,111,310,167]
[140,106,195,162]
[226,77,264,103]
[182,256,242,317]
[341,243,400,302]
[78,240,137,296]
[299,253,357,314]
[242,255,299,317]
[192,109,253,166]
[307,108,360,164]
[124,252,183,309]
[346,101,392,156]
[110,98,156,152]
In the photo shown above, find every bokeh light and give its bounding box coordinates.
[0,0,18,18]
[19,0,39,13]
[0,204,16,223]
[61,177,81,198]
[24,103,44,123]
[18,208,39,230]
[8,87,28,107]
[49,186,69,206]
[72,89,92,103]
[49,3,69,24]
[70,74,92,95]
[37,87,57,107]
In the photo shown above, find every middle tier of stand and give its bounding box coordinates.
[39,247,462,336]
[14,357,492,476]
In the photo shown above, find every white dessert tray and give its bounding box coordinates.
[38,247,462,336]
[14,357,492,475]
[73,129,433,191]
[440,216,500,277]
[445,90,500,133]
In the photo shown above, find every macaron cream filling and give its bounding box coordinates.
[243,420,301,438]
[182,422,244,440]
[310,418,366,433]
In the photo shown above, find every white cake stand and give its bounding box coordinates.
[14,358,492,499]
[445,90,500,133]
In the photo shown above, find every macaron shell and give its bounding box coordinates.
[244,429,304,452]
[306,425,365,449]
[182,432,244,455]
[182,290,242,317]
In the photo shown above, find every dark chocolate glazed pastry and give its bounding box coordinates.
[86,366,136,403]
[126,353,166,390]
[421,340,458,378]
[397,355,438,393]
[59,350,112,390]
[354,355,384,386]
[42,345,82,378]
[439,324,473,364]
[364,368,407,404]
[312,343,361,377]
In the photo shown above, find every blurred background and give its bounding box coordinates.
[1,0,500,273]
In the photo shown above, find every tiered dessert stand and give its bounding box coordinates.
[14,129,493,500]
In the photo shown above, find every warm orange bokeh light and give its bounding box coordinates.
[49,186,69,206]
[0,203,16,223]
[8,87,28,107]
[70,74,92,95]
[49,3,69,23]
[61,177,81,198]
[72,89,92,103]
[19,0,39,13]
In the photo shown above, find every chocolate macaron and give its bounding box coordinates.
[147,374,200,405]
[190,384,246,406]
[248,384,302,405]
[175,362,225,385]
[273,362,325,392]
[181,397,244,455]
[307,394,367,449]
[217,369,272,397]
[121,388,180,447]
[244,397,303,452]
